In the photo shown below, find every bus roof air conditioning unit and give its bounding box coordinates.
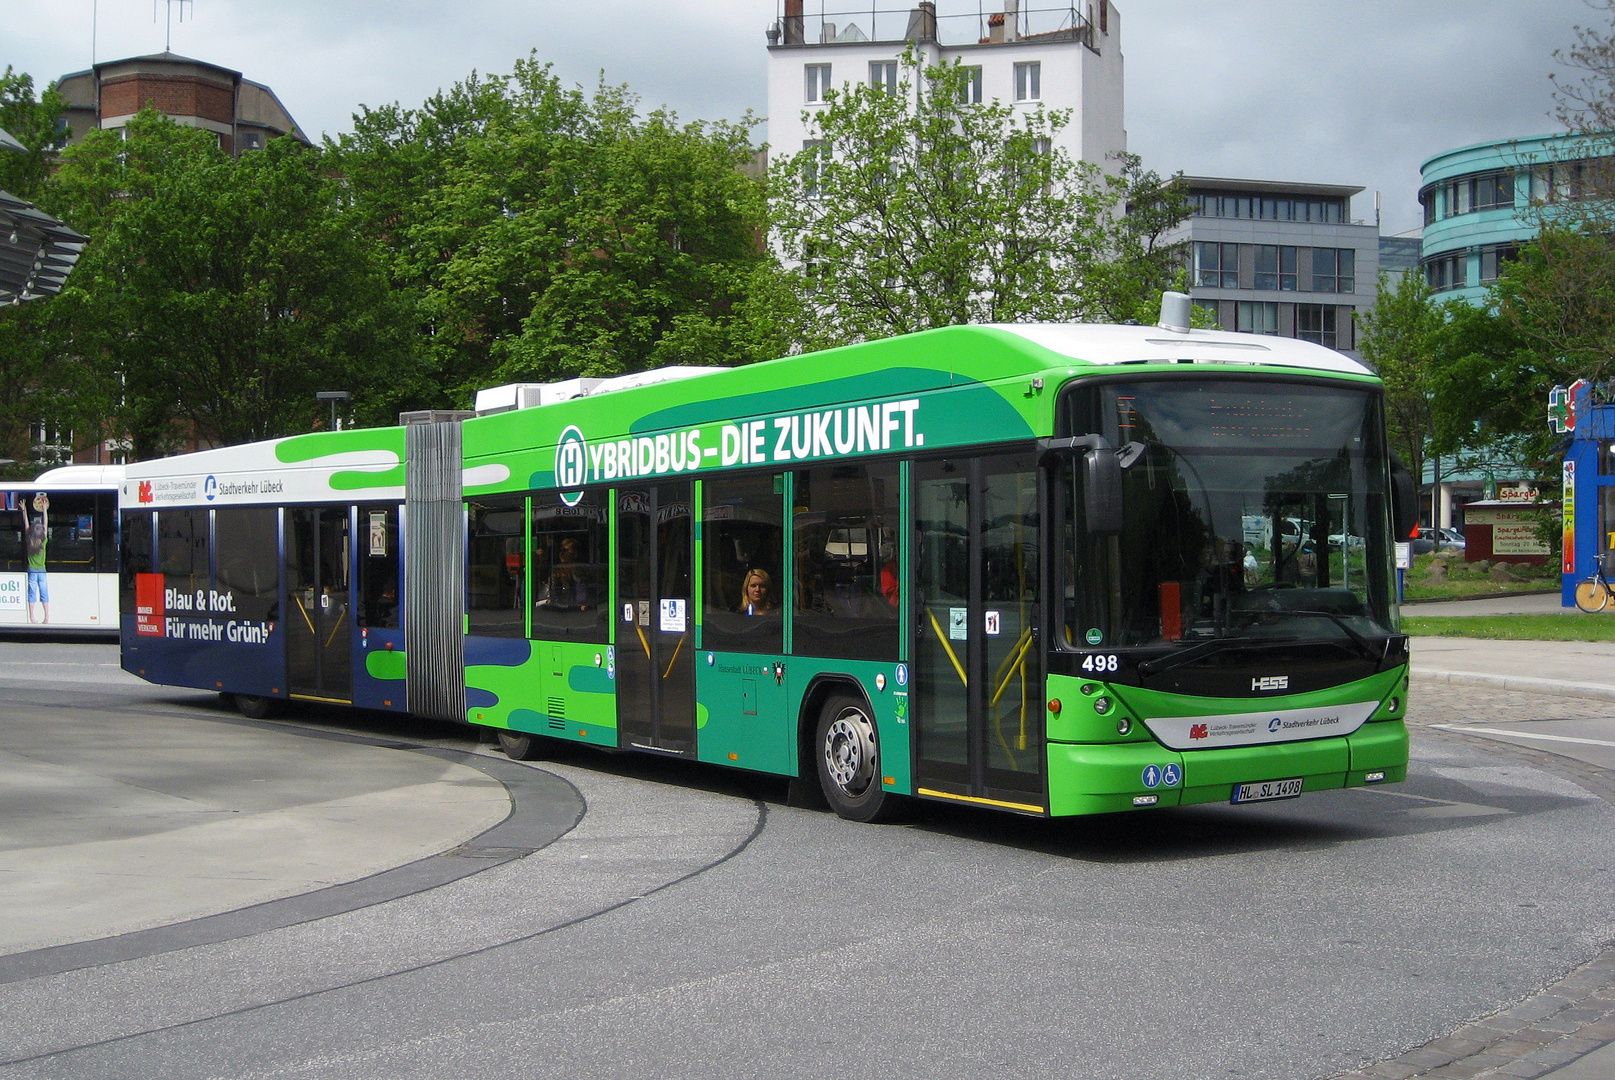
[473,379,601,415]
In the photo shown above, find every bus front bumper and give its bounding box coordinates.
[1045,720,1409,817]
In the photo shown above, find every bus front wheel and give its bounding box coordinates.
[497,730,545,761]
[815,694,902,823]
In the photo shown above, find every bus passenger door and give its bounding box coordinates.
[615,481,696,754]
[285,505,353,704]
[913,454,1044,811]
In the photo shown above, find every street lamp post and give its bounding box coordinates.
[315,391,351,432]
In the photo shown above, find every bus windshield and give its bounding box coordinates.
[1064,378,1395,650]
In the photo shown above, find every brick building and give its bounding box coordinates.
[40,54,309,468]
[56,52,307,157]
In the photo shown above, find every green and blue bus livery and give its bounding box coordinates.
[121,307,1414,821]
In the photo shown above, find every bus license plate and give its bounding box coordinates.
[1231,778,1303,804]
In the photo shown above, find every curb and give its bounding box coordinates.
[1403,589,1560,606]
[1412,669,1615,704]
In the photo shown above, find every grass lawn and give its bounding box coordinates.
[1403,613,1615,641]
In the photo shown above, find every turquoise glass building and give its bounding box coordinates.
[1419,131,1604,304]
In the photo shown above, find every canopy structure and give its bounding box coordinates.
[0,189,87,305]
[0,124,87,305]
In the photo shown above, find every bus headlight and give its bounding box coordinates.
[1093,696,1113,715]
[1116,716,1131,735]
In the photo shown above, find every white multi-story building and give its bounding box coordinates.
[765,1,1125,172]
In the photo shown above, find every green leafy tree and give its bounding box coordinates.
[330,57,775,405]
[0,67,66,199]
[767,49,1191,348]
[1357,271,1447,488]
[48,112,419,454]
[1359,271,1540,539]
[1490,224,1615,388]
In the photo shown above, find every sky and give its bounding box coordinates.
[5,0,1601,235]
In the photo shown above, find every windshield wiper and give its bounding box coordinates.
[1136,636,1256,677]
[1232,608,1383,663]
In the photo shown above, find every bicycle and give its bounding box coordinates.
[1575,552,1615,612]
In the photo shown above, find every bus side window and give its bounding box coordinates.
[530,489,609,644]
[120,510,155,615]
[97,492,118,573]
[42,491,98,573]
[157,508,208,601]
[358,505,400,629]
[216,506,280,623]
[792,462,899,662]
[466,495,525,638]
[702,472,784,654]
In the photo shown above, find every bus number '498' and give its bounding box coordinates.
[1081,654,1118,673]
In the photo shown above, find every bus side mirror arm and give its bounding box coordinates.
[1388,450,1418,542]
[1039,435,1124,536]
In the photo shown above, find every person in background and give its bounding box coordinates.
[23,493,48,624]
[739,568,777,615]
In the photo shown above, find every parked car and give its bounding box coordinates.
[1411,526,1465,555]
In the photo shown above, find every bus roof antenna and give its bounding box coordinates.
[1157,291,1192,334]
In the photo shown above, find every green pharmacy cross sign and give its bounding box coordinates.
[1549,385,1571,434]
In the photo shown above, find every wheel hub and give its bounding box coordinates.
[824,708,876,795]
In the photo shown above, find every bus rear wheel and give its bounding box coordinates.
[233,694,280,719]
[816,694,902,823]
[496,730,545,761]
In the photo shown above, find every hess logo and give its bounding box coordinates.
[1252,675,1289,692]
[1188,723,1209,740]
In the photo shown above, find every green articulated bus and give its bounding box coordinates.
[119,299,1416,821]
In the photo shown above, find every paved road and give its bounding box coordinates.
[0,643,511,954]
[0,642,1613,1080]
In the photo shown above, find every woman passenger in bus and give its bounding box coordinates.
[738,568,777,615]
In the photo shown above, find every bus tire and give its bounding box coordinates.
[234,694,280,719]
[815,693,902,823]
[497,730,544,761]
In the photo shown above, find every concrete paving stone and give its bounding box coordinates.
[1533,1038,1615,1078]
[1425,1038,1490,1058]
[1401,1048,1463,1069]
[1503,998,1572,1023]
[1491,1039,1554,1059]
[1364,1063,1422,1079]
[1549,1010,1606,1025]
[1525,1044,1589,1066]
[1497,1062,1554,1078]
[1534,1019,1594,1035]
[1425,1060,1491,1078]
[1462,1054,1517,1069]
[1571,1021,1615,1039]
[1542,1037,1601,1057]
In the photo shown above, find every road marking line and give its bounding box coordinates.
[1433,724,1615,749]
